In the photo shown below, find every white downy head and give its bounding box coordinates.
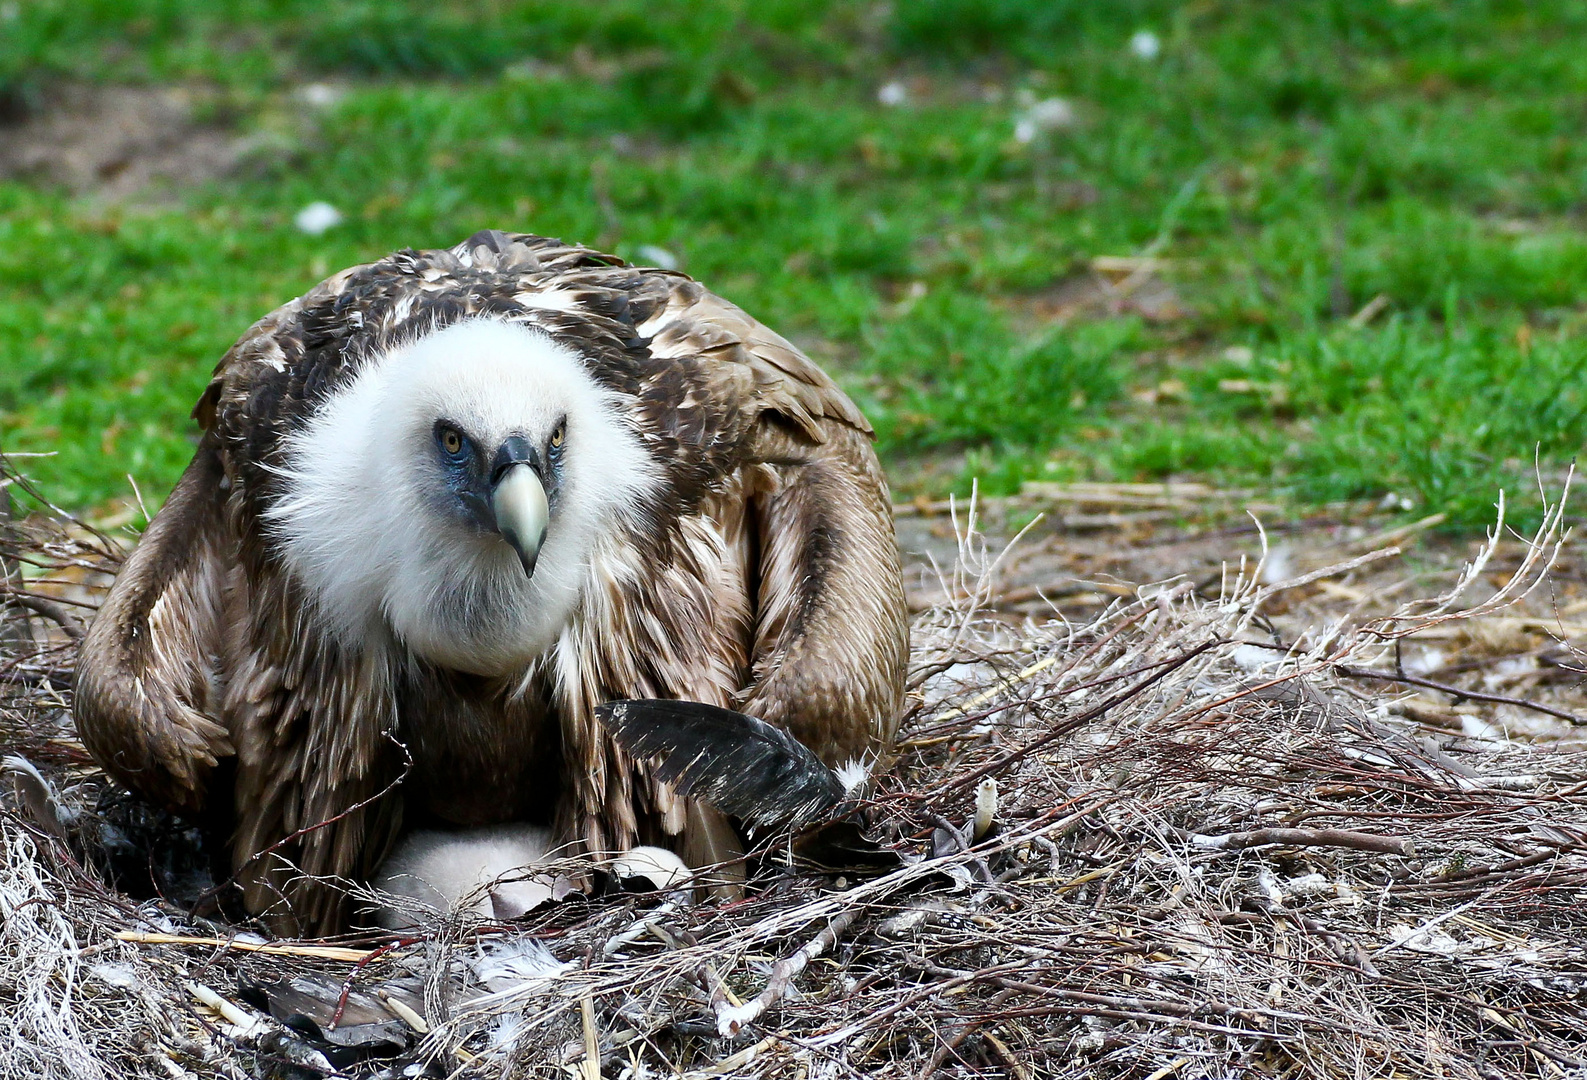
[370,823,559,928]
[267,318,659,675]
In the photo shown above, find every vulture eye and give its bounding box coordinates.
[549,421,566,449]
[438,426,465,457]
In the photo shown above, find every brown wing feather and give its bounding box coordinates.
[75,442,235,813]
[637,276,873,442]
[561,274,905,871]
[739,420,908,763]
[623,273,905,766]
[552,479,761,864]
[224,613,404,936]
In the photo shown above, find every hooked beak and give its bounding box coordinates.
[491,462,549,578]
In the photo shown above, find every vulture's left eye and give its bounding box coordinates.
[549,421,566,449]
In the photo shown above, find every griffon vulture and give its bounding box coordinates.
[74,231,908,935]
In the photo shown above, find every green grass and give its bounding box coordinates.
[3,0,1586,529]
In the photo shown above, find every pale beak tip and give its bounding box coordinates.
[514,535,542,578]
[491,464,550,580]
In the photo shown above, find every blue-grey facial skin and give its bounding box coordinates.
[430,419,565,534]
[432,420,495,535]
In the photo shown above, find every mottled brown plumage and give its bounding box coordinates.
[74,231,908,935]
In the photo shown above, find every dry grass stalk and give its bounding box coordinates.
[3,462,1587,1078]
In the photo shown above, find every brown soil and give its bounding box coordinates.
[0,83,250,199]
[897,485,1587,751]
[1010,266,1188,325]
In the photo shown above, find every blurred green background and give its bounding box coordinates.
[2,0,1585,528]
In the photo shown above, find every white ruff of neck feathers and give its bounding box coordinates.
[265,317,660,675]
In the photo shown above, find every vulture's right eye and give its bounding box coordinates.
[437,426,466,457]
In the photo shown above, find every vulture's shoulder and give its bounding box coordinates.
[193,231,869,512]
[492,231,875,457]
[625,271,873,445]
[192,234,625,449]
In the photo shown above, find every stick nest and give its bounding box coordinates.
[3,467,1586,1080]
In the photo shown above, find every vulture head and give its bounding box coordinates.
[265,317,658,675]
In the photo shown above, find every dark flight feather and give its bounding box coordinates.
[597,699,846,832]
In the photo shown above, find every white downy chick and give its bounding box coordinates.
[372,824,690,928]
[372,823,557,928]
[608,845,690,891]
